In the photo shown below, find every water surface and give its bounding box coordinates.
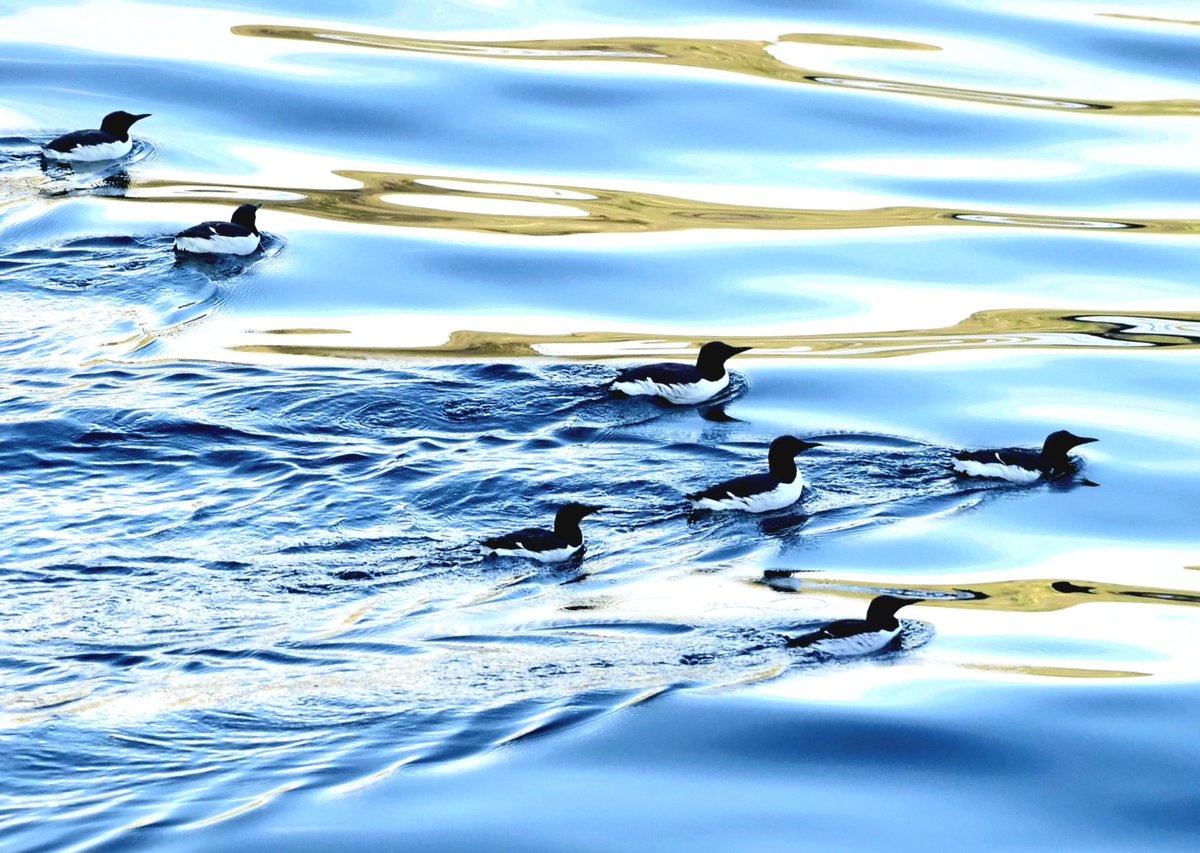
[2,1,1199,850]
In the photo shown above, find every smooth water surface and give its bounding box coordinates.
[2,1,1199,850]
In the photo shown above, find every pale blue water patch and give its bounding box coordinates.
[7,199,1196,360]
[165,684,1200,853]
[1,0,1199,851]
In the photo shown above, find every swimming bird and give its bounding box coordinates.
[951,429,1097,483]
[481,503,602,563]
[43,111,151,162]
[785,595,921,655]
[612,341,752,404]
[687,435,820,512]
[174,204,263,255]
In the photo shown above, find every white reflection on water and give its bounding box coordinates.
[822,156,1083,179]
[0,0,340,76]
[770,26,1200,101]
[417,178,597,200]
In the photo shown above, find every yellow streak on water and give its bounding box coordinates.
[227,308,1200,361]
[232,24,1200,117]
[796,577,1200,614]
[959,663,1148,679]
[129,169,1200,237]
[1098,13,1200,28]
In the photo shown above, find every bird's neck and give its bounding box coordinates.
[695,356,727,382]
[865,605,901,630]
[869,613,899,630]
[1040,446,1071,474]
[554,517,584,546]
[99,121,130,140]
[767,451,798,483]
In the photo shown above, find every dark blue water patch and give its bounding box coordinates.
[0,231,279,290]
[1,233,177,287]
[0,602,795,849]
[426,632,577,647]
[530,620,698,636]
[67,651,154,668]
[0,135,42,165]
[0,202,292,368]
[16,562,161,580]
[0,237,222,366]
[0,358,1032,579]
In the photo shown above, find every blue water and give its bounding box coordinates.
[2,1,1200,850]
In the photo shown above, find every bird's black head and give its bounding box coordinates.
[865,595,922,629]
[769,435,821,457]
[230,203,262,232]
[766,435,822,481]
[553,503,601,542]
[695,341,752,380]
[99,111,151,137]
[1042,430,1097,458]
[555,503,602,525]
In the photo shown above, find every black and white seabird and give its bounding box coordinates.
[687,435,821,513]
[951,429,1097,483]
[43,111,151,162]
[174,204,263,255]
[481,503,601,563]
[785,595,921,656]
[612,341,752,404]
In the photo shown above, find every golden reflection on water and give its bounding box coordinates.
[960,663,1148,679]
[127,167,1200,237]
[230,308,1200,361]
[1098,13,1200,28]
[789,575,1200,614]
[233,24,1200,117]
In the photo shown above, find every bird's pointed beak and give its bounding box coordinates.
[731,346,753,355]
[1073,436,1098,446]
[133,113,152,122]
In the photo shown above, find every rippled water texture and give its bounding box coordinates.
[2,1,1199,851]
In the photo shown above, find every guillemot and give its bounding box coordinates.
[174,204,263,255]
[686,435,821,512]
[42,111,151,162]
[785,595,921,655]
[951,429,1097,483]
[611,341,752,404]
[481,503,602,563]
